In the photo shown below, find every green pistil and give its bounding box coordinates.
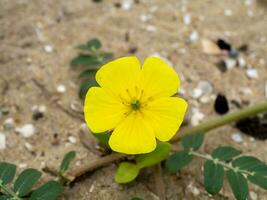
[131,100,141,110]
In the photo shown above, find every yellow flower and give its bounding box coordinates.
[84,56,188,154]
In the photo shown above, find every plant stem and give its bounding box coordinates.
[189,150,253,176]
[172,100,267,142]
[0,182,21,200]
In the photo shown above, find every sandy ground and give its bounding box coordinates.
[1,0,267,199]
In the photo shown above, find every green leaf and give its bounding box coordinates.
[232,156,267,175]
[248,174,267,190]
[182,132,204,151]
[115,162,140,183]
[86,38,102,50]
[136,142,171,169]
[0,196,11,200]
[98,52,114,62]
[79,80,98,99]
[77,38,102,51]
[165,150,193,172]
[60,151,76,174]
[79,68,98,79]
[204,160,224,195]
[29,181,64,200]
[14,168,41,197]
[71,55,102,66]
[226,170,248,200]
[94,133,110,146]
[212,146,241,161]
[0,162,16,185]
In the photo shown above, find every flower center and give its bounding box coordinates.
[131,99,141,110]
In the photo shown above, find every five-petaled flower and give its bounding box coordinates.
[84,56,188,154]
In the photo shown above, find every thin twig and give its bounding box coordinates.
[154,164,166,200]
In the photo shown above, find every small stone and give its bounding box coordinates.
[190,88,203,99]
[0,133,6,150]
[4,118,15,129]
[214,94,229,114]
[224,58,237,70]
[191,108,205,126]
[68,136,77,144]
[231,133,243,143]
[24,142,33,151]
[201,39,221,55]
[183,13,191,25]
[228,48,239,58]
[57,84,66,93]
[191,186,200,196]
[16,124,35,138]
[197,81,213,95]
[145,25,156,32]
[189,31,199,42]
[44,45,54,53]
[246,69,258,79]
[224,9,232,16]
[199,95,214,104]
[121,0,133,10]
[238,57,246,68]
[140,14,150,22]
[249,191,258,200]
[18,163,27,168]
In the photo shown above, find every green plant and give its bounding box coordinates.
[71,38,114,99]
[0,151,76,200]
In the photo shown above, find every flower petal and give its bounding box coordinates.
[143,97,188,141]
[109,112,156,154]
[141,57,180,100]
[96,56,141,99]
[84,87,128,133]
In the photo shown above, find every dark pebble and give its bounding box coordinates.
[217,39,232,51]
[216,60,227,73]
[214,93,229,114]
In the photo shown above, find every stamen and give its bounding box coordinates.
[131,99,141,110]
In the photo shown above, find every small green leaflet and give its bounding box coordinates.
[79,68,98,79]
[182,132,204,151]
[232,156,267,175]
[94,133,110,146]
[115,162,140,183]
[0,196,11,200]
[14,168,41,197]
[77,38,102,51]
[204,160,224,195]
[248,174,267,190]
[60,151,76,175]
[29,181,64,200]
[165,150,193,172]
[226,170,248,200]
[71,55,103,66]
[212,146,241,161]
[136,142,171,168]
[0,162,16,185]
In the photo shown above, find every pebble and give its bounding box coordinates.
[224,9,233,16]
[189,31,199,42]
[16,124,35,138]
[3,118,15,129]
[246,68,258,79]
[249,191,258,200]
[24,142,33,151]
[190,88,203,99]
[197,81,213,95]
[18,163,27,168]
[238,57,246,68]
[224,58,237,70]
[57,84,66,93]
[145,25,156,32]
[140,14,150,22]
[68,136,77,144]
[183,13,191,25]
[191,108,205,126]
[231,133,243,143]
[44,45,54,53]
[0,132,6,150]
[121,0,133,10]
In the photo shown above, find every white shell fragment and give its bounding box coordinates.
[121,0,133,11]
[189,31,199,42]
[183,13,191,25]
[57,84,66,93]
[190,88,203,99]
[0,133,6,150]
[68,136,77,144]
[224,9,233,16]
[191,108,205,126]
[246,68,259,79]
[224,58,237,70]
[16,124,35,138]
[44,45,54,53]
[231,133,243,143]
